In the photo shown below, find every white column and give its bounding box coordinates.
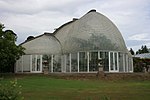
[117,52,119,72]
[109,52,111,72]
[35,55,37,71]
[122,54,125,72]
[126,55,129,72]
[69,53,71,73]
[77,52,79,73]
[98,51,100,59]
[51,55,53,73]
[21,56,23,73]
[87,52,89,72]
[30,55,32,72]
[40,55,42,72]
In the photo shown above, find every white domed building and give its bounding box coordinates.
[15,10,133,73]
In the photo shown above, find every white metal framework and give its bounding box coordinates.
[15,51,133,73]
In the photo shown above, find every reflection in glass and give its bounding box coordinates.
[89,52,98,71]
[71,53,78,72]
[42,55,51,72]
[53,55,61,72]
[66,54,70,72]
[79,52,87,72]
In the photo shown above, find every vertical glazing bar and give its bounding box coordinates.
[69,53,71,73]
[117,52,119,71]
[98,51,100,59]
[122,54,125,72]
[30,55,32,72]
[126,55,129,72]
[87,52,89,72]
[77,52,79,73]
[109,52,111,72]
[51,55,53,73]
[35,55,37,71]
[40,55,42,72]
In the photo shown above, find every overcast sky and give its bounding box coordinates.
[0,0,150,51]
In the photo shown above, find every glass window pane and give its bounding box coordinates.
[103,52,109,71]
[89,52,98,71]
[66,54,70,72]
[119,53,124,72]
[114,53,118,70]
[110,52,113,70]
[71,53,78,72]
[42,55,51,72]
[32,55,36,71]
[79,52,87,72]
[37,55,41,71]
[53,55,61,72]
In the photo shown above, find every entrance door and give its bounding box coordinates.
[32,55,42,73]
[109,52,119,72]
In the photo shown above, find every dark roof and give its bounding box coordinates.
[20,32,54,45]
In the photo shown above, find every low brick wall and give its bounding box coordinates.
[1,72,150,81]
[48,72,150,80]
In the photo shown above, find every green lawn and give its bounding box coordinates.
[1,75,150,100]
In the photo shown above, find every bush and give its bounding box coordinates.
[0,80,24,100]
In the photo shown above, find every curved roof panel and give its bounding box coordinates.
[55,10,127,53]
[22,33,62,55]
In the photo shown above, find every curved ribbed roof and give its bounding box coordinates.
[55,10,127,53]
[22,33,62,55]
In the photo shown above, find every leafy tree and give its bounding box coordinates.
[0,80,24,100]
[143,45,149,53]
[136,45,149,54]
[0,23,25,73]
[129,48,134,55]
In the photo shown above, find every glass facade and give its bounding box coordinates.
[16,51,133,73]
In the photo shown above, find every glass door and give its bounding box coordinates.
[109,52,119,72]
[32,55,42,73]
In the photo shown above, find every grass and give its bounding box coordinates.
[0,74,150,100]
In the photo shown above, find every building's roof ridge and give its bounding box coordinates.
[20,32,53,45]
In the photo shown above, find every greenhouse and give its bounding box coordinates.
[15,10,133,73]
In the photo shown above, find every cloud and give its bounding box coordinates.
[0,0,93,15]
[0,0,150,51]
[128,33,150,41]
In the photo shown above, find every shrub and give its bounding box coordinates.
[0,80,24,100]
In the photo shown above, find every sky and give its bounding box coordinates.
[0,0,150,52]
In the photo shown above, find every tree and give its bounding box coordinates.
[129,48,135,55]
[143,45,149,53]
[0,23,25,73]
[136,45,149,54]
